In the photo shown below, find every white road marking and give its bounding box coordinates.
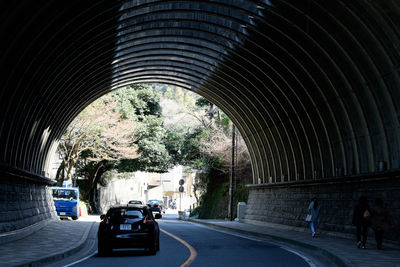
[62,251,97,267]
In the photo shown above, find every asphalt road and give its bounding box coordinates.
[63,213,311,267]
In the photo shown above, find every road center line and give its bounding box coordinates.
[160,228,197,267]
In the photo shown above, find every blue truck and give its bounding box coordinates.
[51,186,80,220]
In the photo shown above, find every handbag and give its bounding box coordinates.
[305,214,312,222]
[363,209,371,220]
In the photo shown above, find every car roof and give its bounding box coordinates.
[109,204,148,210]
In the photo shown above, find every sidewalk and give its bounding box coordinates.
[0,217,97,267]
[188,218,400,267]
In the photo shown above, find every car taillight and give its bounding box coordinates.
[100,218,109,226]
[143,215,153,225]
[157,205,160,208]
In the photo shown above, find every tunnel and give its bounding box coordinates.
[0,1,399,241]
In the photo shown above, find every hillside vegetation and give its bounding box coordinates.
[56,83,252,217]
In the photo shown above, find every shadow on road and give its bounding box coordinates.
[95,249,151,258]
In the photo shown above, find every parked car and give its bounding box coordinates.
[147,200,165,214]
[128,200,143,205]
[98,204,161,255]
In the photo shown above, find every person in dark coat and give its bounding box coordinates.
[352,196,371,249]
[372,198,390,250]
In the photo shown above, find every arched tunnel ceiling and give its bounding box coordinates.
[1,0,400,184]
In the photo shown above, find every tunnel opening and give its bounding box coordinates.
[47,83,252,221]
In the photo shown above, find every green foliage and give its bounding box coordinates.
[234,183,249,203]
[101,169,118,185]
[198,180,227,219]
[183,91,196,109]
[178,127,225,172]
[136,139,172,172]
[196,181,248,219]
[76,159,116,204]
[112,84,176,173]
[134,115,166,141]
[180,130,202,163]
[165,131,184,163]
[112,87,136,119]
[131,114,176,172]
[116,158,140,173]
[195,97,212,108]
[152,83,197,109]
[164,87,175,99]
[189,206,201,217]
[220,113,232,132]
[175,87,185,104]
[113,84,161,119]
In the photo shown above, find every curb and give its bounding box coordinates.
[188,219,351,267]
[0,218,58,245]
[17,221,97,267]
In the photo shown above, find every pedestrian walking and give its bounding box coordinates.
[308,197,320,238]
[372,198,392,250]
[352,196,371,249]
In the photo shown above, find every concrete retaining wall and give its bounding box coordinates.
[245,173,400,242]
[97,173,149,214]
[0,166,57,233]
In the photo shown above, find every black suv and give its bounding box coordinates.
[98,204,161,255]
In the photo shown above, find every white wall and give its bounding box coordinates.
[172,193,197,211]
[146,186,163,202]
[97,167,198,213]
[158,166,183,192]
[97,172,148,213]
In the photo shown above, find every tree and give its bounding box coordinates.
[175,97,251,218]
[55,95,138,187]
[56,84,168,211]
[113,85,177,173]
[114,84,162,119]
[164,86,175,99]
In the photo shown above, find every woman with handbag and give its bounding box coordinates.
[352,196,371,249]
[308,197,320,238]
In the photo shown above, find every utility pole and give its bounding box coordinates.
[228,124,236,221]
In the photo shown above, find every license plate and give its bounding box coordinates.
[59,212,66,216]
[120,224,132,230]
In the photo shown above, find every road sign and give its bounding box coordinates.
[179,179,185,185]
[179,186,184,192]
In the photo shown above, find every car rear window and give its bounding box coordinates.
[148,200,162,204]
[108,208,148,222]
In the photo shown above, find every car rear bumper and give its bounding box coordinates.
[149,208,161,212]
[56,211,78,217]
[99,233,153,249]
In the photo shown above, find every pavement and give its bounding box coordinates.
[0,212,399,267]
[0,216,98,267]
